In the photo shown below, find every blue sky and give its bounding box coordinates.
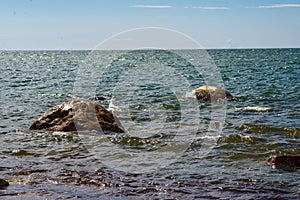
[0,0,299,49]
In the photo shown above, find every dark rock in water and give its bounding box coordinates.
[266,155,300,168]
[0,179,9,187]
[89,96,107,101]
[192,85,233,102]
[30,100,125,133]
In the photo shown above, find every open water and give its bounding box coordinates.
[0,48,299,199]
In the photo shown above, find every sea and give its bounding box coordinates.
[0,48,299,199]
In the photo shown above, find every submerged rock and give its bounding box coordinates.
[30,100,125,133]
[192,85,233,102]
[0,179,9,187]
[266,154,300,168]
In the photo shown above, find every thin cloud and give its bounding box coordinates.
[187,6,229,10]
[131,5,172,9]
[131,5,229,10]
[257,4,300,9]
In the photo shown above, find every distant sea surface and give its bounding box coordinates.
[0,49,299,199]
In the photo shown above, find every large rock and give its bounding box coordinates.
[192,85,233,102]
[266,155,300,168]
[30,100,125,133]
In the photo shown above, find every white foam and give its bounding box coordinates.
[108,98,123,112]
[235,106,272,112]
[185,91,196,99]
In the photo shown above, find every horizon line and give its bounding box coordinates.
[1,47,300,51]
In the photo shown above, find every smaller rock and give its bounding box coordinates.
[266,155,300,168]
[89,96,107,101]
[193,85,233,102]
[0,179,9,187]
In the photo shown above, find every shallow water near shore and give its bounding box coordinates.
[0,49,299,199]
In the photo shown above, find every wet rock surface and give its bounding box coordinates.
[1,164,298,199]
[266,155,300,168]
[30,100,125,133]
[193,85,233,102]
[0,179,9,187]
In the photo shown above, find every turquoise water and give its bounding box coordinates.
[0,49,299,199]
